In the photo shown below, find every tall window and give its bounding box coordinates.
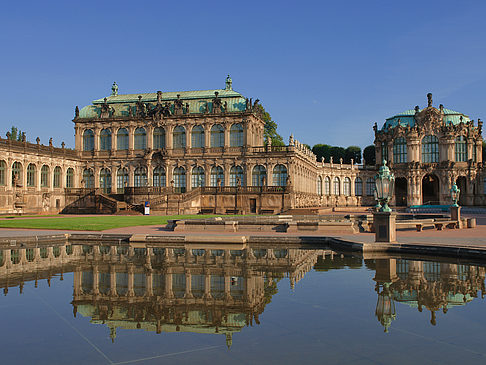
[355,177,363,196]
[191,125,205,148]
[210,124,224,147]
[393,137,407,163]
[53,166,61,188]
[230,166,244,186]
[273,164,287,186]
[343,177,351,196]
[455,135,467,162]
[117,168,128,193]
[100,129,112,151]
[333,177,340,195]
[472,143,477,162]
[210,166,224,186]
[134,127,146,150]
[324,176,330,195]
[153,167,166,187]
[191,166,205,188]
[366,177,375,196]
[66,168,74,188]
[381,142,388,162]
[134,167,147,187]
[0,160,6,186]
[422,135,439,163]
[12,162,22,185]
[317,176,323,196]
[173,167,186,192]
[83,129,94,151]
[173,126,186,148]
[100,168,111,193]
[27,164,36,187]
[117,128,129,150]
[252,165,267,186]
[153,127,165,149]
[83,169,94,188]
[230,123,243,147]
[41,165,49,188]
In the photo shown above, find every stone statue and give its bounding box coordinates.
[439,104,444,113]
[111,82,118,96]
[174,94,184,115]
[245,98,249,110]
[61,141,65,148]
[185,103,190,114]
[212,92,222,113]
[224,101,228,112]
[75,106,79,118]
[373,122,377,133]
[289,134,294,146]
[136,95,146,117]
[414,105,420,113]
[6,131,10,139]
[157,91,162,104]
[21,132,26,142]
[101,97,111,118]
[49,138,53,147]
[478,119,483,135]
[427,93,433,108]
[36,137,40,144]
[225,74,232,91]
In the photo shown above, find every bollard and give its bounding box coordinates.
[467,218,476,229]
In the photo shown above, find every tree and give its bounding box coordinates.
[344,146,362,164]
[312,144,332,162]
[363,145,376,165]
[254,104,284,146]
[6,126,24,141]
[329,146,345,162]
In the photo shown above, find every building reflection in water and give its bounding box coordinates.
[0,242,485,342]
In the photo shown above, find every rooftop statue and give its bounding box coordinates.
[111,82,118,96]
[225,74,232,91]
[427,93,433,108]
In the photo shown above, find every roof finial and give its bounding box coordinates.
[225,74,232,91]
[111,82,118,96]
[427,92,432,108]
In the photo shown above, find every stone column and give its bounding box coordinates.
[186,126,192,150]
[166,125,174,149]
[224,123,230,149]
[110,265,117,296]
[94,128,100,152]
[147,161,153,187]
[128,126,135,151]
[185,270,193,298]
[147,126,153,150]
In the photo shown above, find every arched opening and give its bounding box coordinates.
[191,125,204,148]
[230,166,244,186]
[117,128,129,150]
[252,165,267,186]
[100,168,112,194]
[210,166,224,186]
[117,168,128,193]
[230,123,243,147]
[272,164,287,186]
[100,129,112,151]
[395,177,408,206]
[153,127,166,149]
[191,166,205,188]
[134,127,146,150]
[456,176,467,206]
[210,124,224,147]
[422,174,439,205]
[173,126,186,148]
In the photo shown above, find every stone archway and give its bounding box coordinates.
[422,174,440,205]
[395,177,408,206]
[456,176,467,206]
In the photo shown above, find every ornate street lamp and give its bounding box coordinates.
[450,183,460,207]
[375,282,396,333]
[374,160,395,212]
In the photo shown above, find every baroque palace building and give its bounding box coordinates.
[0,78,484,214]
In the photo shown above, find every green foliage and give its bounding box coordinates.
[345,146,362,164]
[312,144,361,164]
[312,144,332,161]
[363,145,376,165]
[7,126,24,141]
[255,104,284,146]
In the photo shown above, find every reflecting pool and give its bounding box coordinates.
[1,242,486,364]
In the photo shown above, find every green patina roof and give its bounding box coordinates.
[79,87,247,119]
[383,107,471,130]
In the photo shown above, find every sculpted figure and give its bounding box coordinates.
[174,94,183,115]
[101,97,111,117]
[427,93,433,108]
[212,92,222,113]
[111,82,118,96]
[75,106,79,118]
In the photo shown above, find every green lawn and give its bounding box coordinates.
[0,215,220,231]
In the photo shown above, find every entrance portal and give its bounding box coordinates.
[395,177,408,206]
[422,174,440,205]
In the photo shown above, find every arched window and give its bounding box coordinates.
[343,177,351,196]
[99,168,111,193]
[210,124,224,147]
[317,176,323,196]
[191,125,205,148]
[27,164,36,187]
[83,129,94,151]
[455,135,467,162]
[173,126,186,148]
[117,128,129,150]
[83,169,94,188]
[393,137,407,163]
[0,160,6,186]
[210,166,224,187]
[366,177,375,196]
[12,161,22,185]
[41,165,49,188]
[422,135,439,163]
[230,123,244,147]
[252,165,267,186]
[53,166,61,188]
[117,167,128,193]
[173,167,186,192]
[472,143,477,162]
[153,166,166,187]
[66,168,74,188]
[273,164,287,186]
[134,166,147,187]
[191,166,205,188]
[355,177,363,196]
[333,177,340,195]
[230,166,244,186]
[324,176,330,195]
[134,127,146,150]
[381,142,388,162]
[153,127,166,149]
[100,129,112,151]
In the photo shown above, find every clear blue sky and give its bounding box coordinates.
[1,0,485,150]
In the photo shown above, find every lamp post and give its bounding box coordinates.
[373,160,396,242]
[450,182,461,222]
